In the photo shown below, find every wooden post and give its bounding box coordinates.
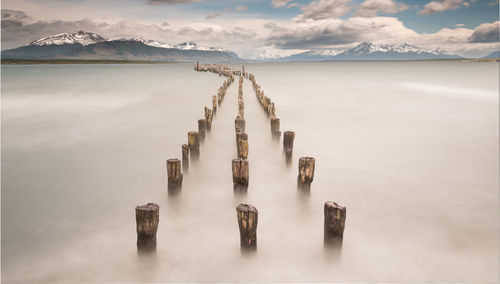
[283,131,295,157]
[324,201,346,246]
[235,132,248,153]
[298,157,315,189]
[188,131,200,160]
[238,100,244,118]
[235,117,245,133]
[198,119,207,141]
[237,137,248,159]
[232,158,249,187]
[136,203,159,250]
[204,107,213,131]
[270,118,280,134]
[182,144,189,171]
[167,158,183,190]
[212,96,217,114]
[236,203,258,250]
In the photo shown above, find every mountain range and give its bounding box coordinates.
[1,31,240,62]
[278,42,461,61]
[3,31,495,62]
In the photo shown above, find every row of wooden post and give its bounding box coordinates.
[233,73,249,191]
[136,63,346,252]
[135,201,346,250]
[166,64,235,194]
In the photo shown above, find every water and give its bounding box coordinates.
[1,62,499,283]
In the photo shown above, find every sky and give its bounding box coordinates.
[1,0,499,58]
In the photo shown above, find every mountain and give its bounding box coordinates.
[120,38,225,51]
[27,31,107,46]
[279,42,460,61]
[277,49,339,62]
[2,31,240,62]
[483,51,500,58]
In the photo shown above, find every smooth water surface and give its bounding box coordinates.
[2,62,499,283]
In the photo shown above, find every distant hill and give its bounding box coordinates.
[483,51,500,58]
[1,31,241,62]
[278,42,461,61]
[277,49,340,62]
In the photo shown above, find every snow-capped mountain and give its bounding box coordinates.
[118,38,175,49]
[3,31,240,62]
[118,38,225,51]
[27,31,107,46]
[173,41,224,51]
[278,42,460,61]
[307,49,339,56]
[334,42,459,60]
[277,48,340,61]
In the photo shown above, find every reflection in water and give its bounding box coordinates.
[1,62,499,283]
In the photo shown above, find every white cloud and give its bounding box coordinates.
[266,17,418,49]
[297,0,352,20]
[356,0,409,17]
[468,21,500,43]
[419,0,463,15]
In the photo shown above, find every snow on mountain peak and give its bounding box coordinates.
[174,41,224,51]
[27,31,107,46]
[115,38,224,51]
[306,48,339,56]
[343,42,448,56]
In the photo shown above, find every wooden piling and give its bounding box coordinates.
[212,96,217,114]
[136,203,159,250]
[270,118,280,133]
[236,132,248,152]
[232,158,249,187]
[283,131,295,156]
[182,144,189,171]
[198,119,207,141]
[237,137,248,159]
[324,201,346,246]
[298,157,315,188]
[235,117,245,133]
[204,107,213,131]
[167,158,183,190]
[188,131,200,159]
[236,203,258,250]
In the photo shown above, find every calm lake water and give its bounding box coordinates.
[1,62,499,283]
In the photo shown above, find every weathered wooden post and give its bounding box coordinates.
[198,119,207,141]
[235,117,245,133]
[270,117,281,139]
[298,157,315,189]
[136,203,159,250]
[235,132,248,153]
[182,144,189,171]
[283,131,295,156]
[270,118,280,134]
[212,96,217,114]
[204,107,213,131]
[324,201,346,247]
[238,100,244,118]
[237,137,248,159]
[232,158,249,188]
[167,158,183,190]
[188,131,200,160]
[236,203,258,250]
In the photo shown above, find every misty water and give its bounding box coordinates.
[1,62,499,283]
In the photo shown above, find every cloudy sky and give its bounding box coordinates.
[1,0,499,58]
